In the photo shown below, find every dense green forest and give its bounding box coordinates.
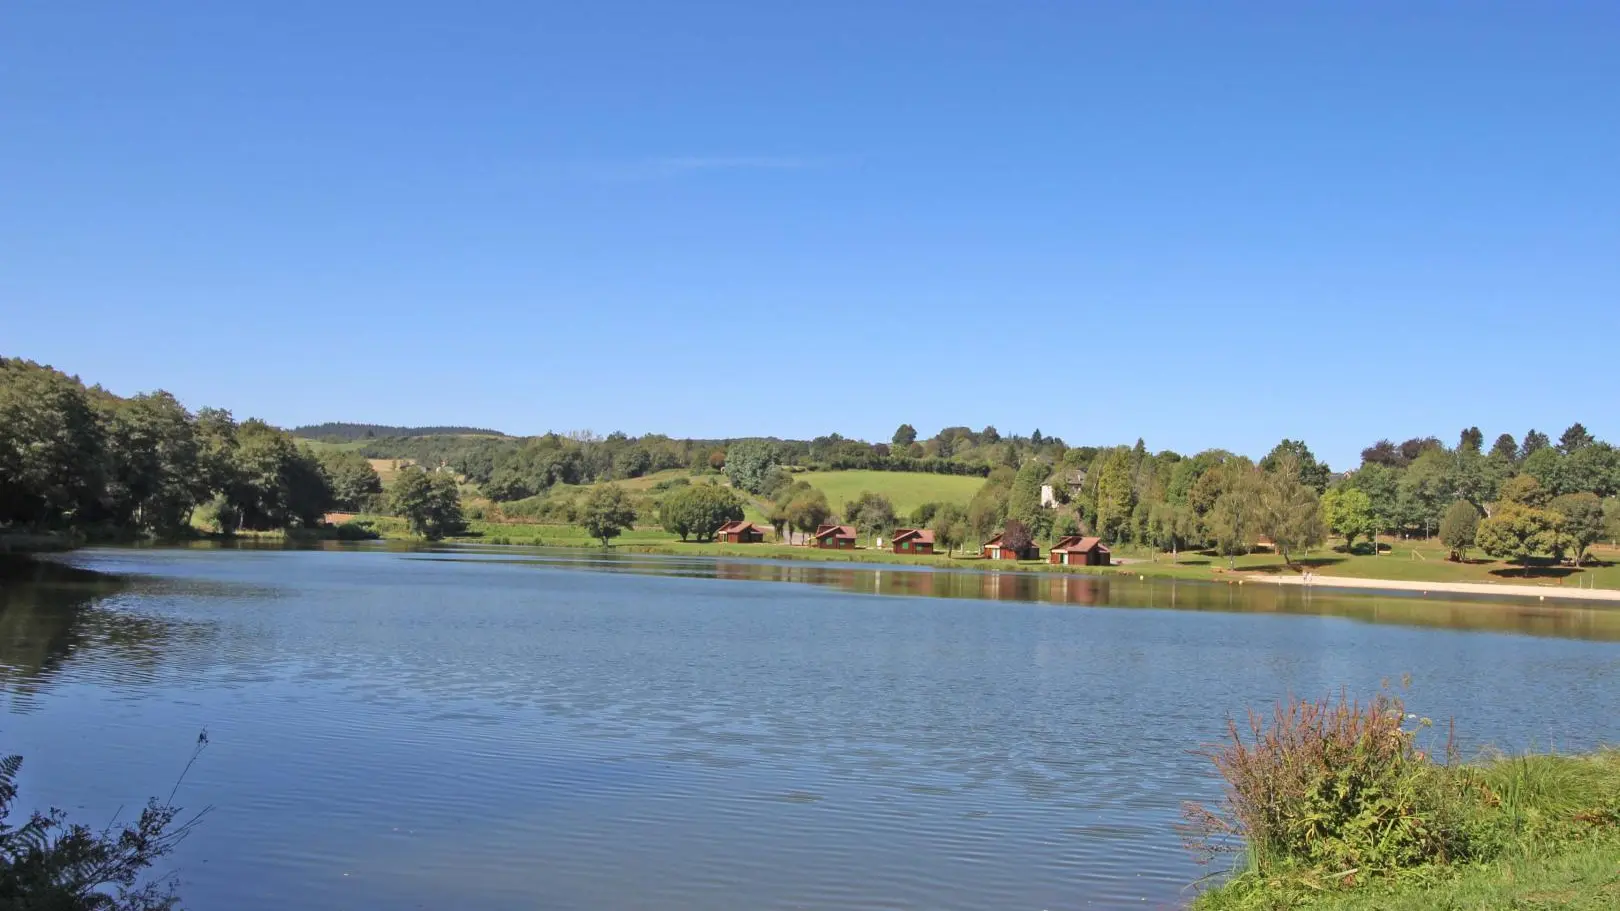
[5,357,1617,566]
[0,358,372,539]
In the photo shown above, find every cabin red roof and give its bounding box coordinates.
[1050,535,1107,553]
[892,528,935,545]
[716,521,768,536]
[813,524,857,540]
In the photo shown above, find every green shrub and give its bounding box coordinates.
[333,520,380,541]
[1184,693,1472,879]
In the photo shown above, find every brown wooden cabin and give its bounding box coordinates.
[812,524,858,549]
[715,521,768,544]
[891,528,935,554]
[981,532,1039,561]
[1049,535,1110,566]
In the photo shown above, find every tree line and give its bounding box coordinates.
[0,358,472,541]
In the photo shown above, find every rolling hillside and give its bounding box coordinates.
[796,470,985,517]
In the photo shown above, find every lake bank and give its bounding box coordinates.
[1252,572,1620,603]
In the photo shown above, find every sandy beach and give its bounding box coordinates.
[1250,573,1620,603]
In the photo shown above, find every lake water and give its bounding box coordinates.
[2,545,1617,910]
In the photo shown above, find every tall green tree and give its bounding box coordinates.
[1397,448,1454,537]
[1346,463,1399,541]
[1320,486,1376,552]
[1254,456,1327,565]
[0,359,105,529]
[1093,448,1136,543]
[98,391,202,534]
[930,502,969,556]
[579,483,637,546]
[1521,447,1569,496]
[1260,439,1331,493]
[1549,492,1604,566]
[784,488,831,538]
[226,420,332,531]
[1148,501,1197,561]
[1558,422,1594,454]
[1007,459,1052,538]
[387,465,465,540]
[1476,504,1568,573]
[722,440,779,495]
[1439,500,1480,562]
[659,484,744,542]
[843,491,897,542]
[1519,429,1551,461]
[1498,473,1549,509]
[1604,498,1620,547]
[1488,433,1519,463]
[1207,474,1261,569]
[891,424,917,447]
[319,449,383,512]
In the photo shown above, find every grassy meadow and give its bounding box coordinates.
[794,470,985,516]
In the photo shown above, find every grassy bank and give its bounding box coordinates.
[340,514,1620,592]
[1189,694,1620,910]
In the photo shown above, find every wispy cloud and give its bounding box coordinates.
[580,156,833,181]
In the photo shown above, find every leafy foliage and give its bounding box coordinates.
[318,449,383,512]
[1439,500,1480,561]
[1184,692,1472,881]
[659,484,744,542]
[1,745,207,911]
[722,439,780,495]
[999,519,1033,555]
[1549,492,1605,566]
[579,484,637,546]
[1321,487,1375,552]
[1475,503,1569,570]
[386,466,465,540]
[843,491,897,541]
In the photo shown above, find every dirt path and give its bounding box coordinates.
[1250,573,1620,603]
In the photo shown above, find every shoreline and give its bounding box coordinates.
[1249,572,1620,603]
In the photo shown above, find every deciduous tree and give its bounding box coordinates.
[999,519,1033,557]
[579,483,637,546]
[844,491,897,542]
[1321,487,1375,552]
[721,439,778,495]
[1254,456,1327,565]
[1260,440,1331,493]
[891,424,917,447]
[1476,503,1568,573]
[1439,500,1480,562]
[388,466,465,540]
[1550,492,1604,566]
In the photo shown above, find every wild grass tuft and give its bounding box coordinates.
[1187,693,1620,908]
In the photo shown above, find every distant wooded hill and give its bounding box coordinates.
[292,422,507,441]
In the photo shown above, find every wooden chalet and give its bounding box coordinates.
[981,532,1039,561]
[891,528,935,555]
[715,521,769,544]
[1049,535,1110,566]
[812,524,858,550]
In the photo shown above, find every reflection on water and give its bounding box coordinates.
[1,546,1616,911]
[0,558,215,710]
[429,546,1620,642]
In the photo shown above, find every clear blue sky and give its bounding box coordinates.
[4,2,1616,469]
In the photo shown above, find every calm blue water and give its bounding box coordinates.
[2,546,1616,910]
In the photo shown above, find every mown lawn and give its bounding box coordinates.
[795,470,986,517]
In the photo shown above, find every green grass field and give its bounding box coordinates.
[795,470,985,517]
